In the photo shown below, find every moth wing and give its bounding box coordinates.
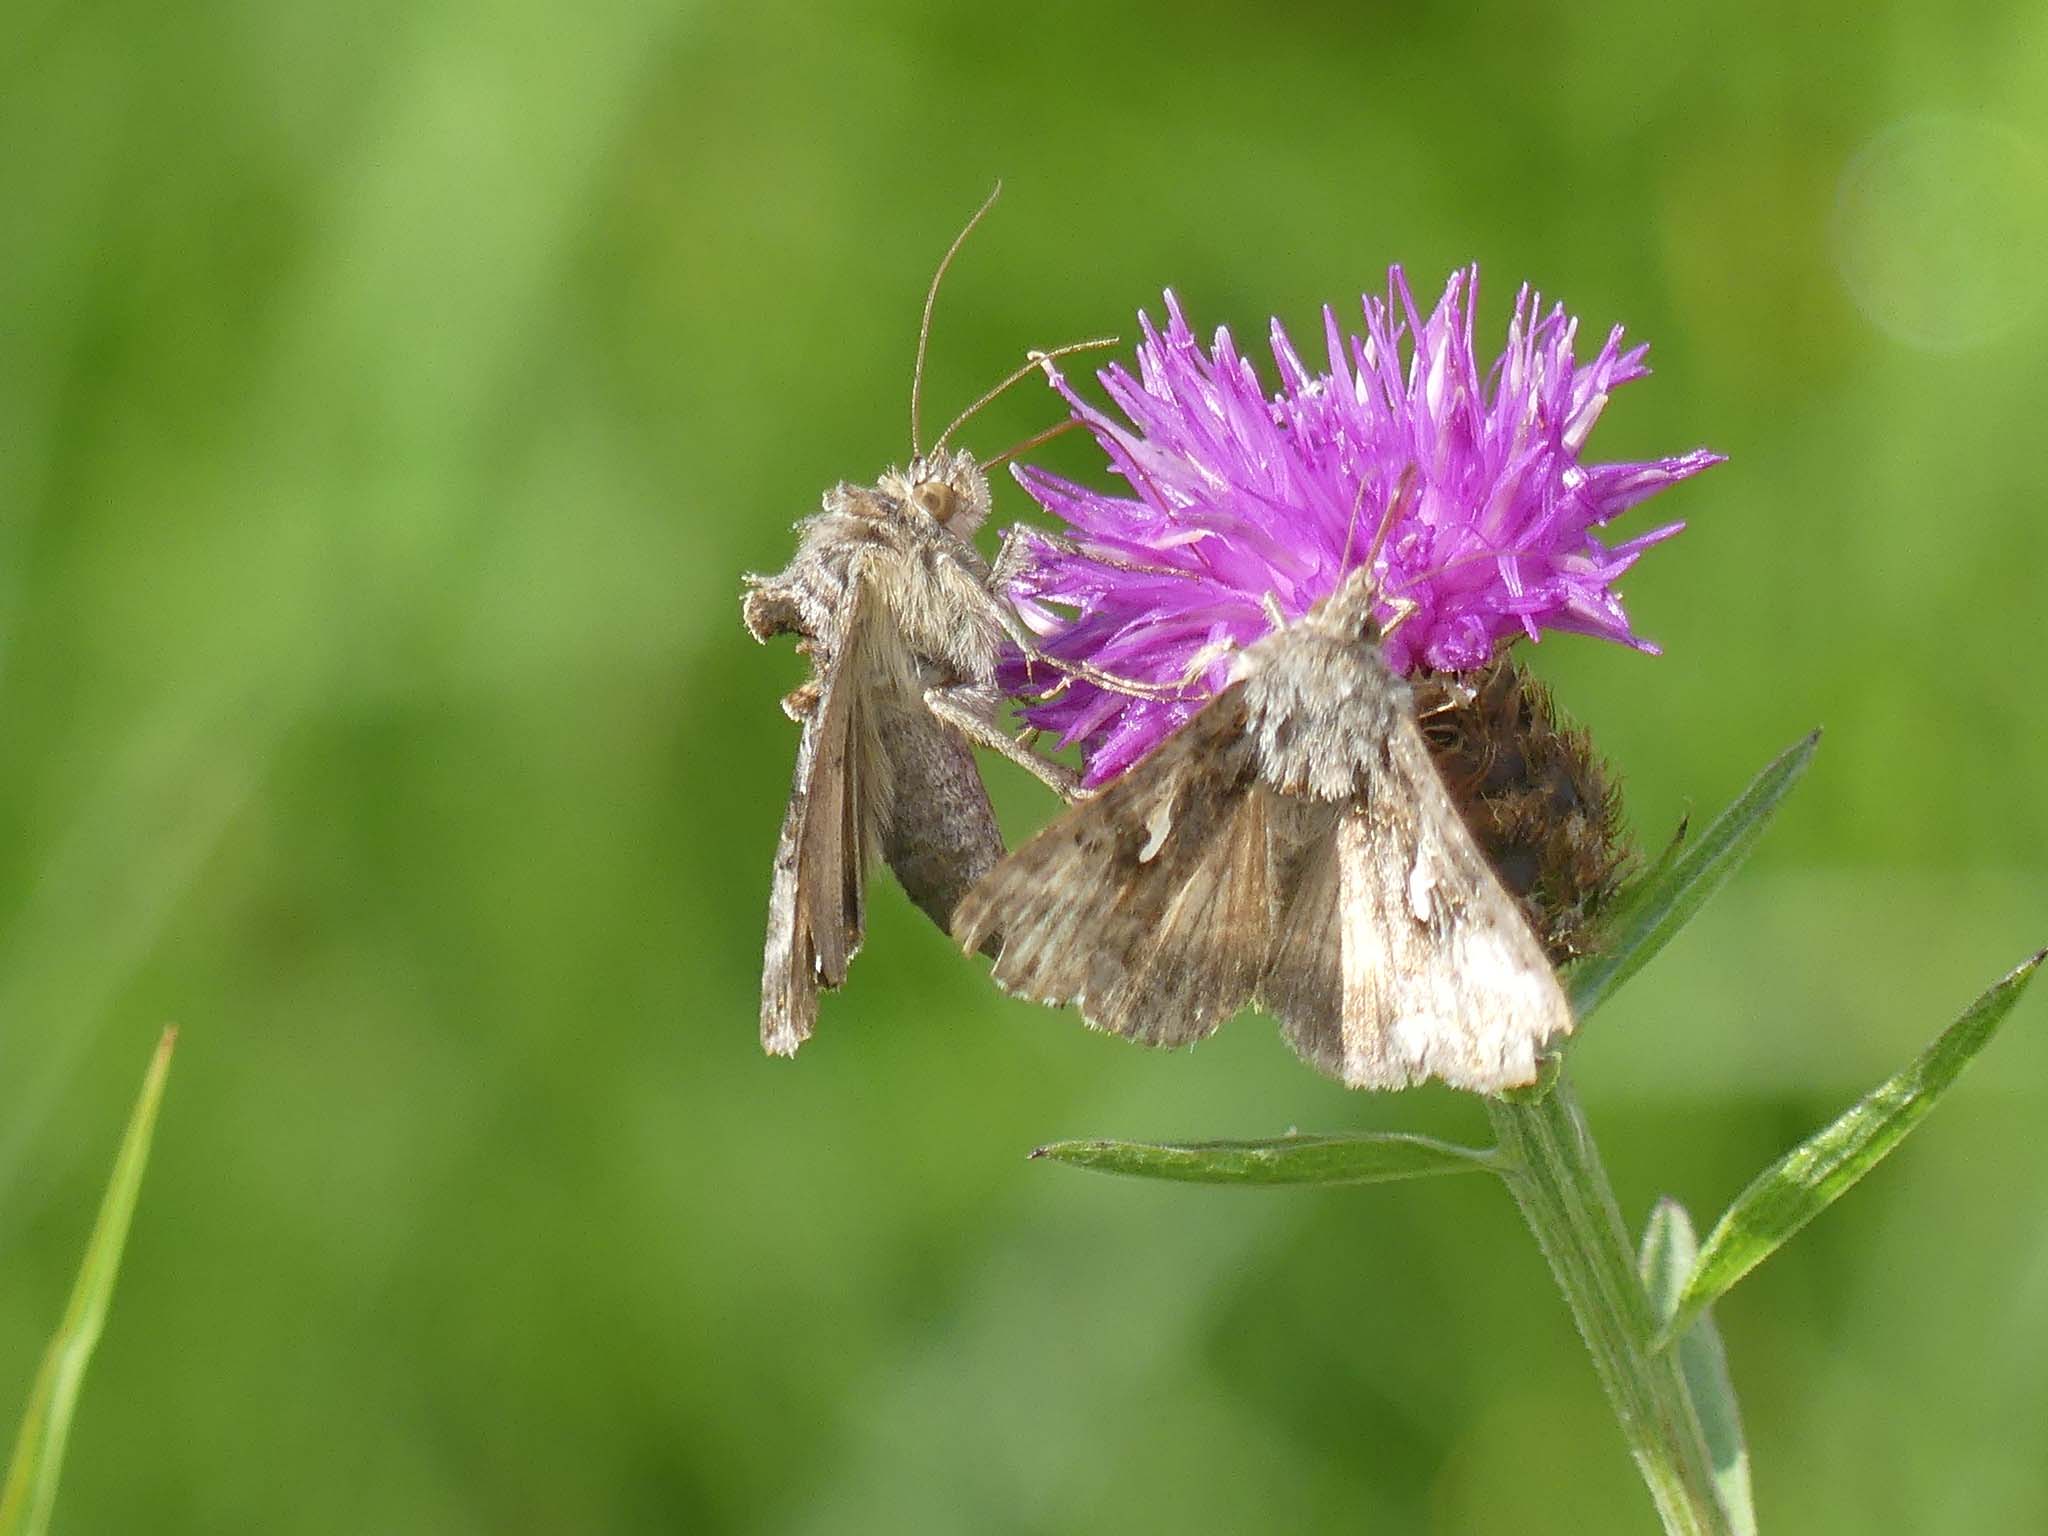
[1321,722,1573,1092]
[759,572,886,1056]
[1256,798,1345,1062]
[952,687,1272,1047]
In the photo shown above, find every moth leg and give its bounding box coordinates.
[978,588,1193,704]
[1414,681,1474,724]
[741,580,806,643]
[923,683,1082,801]
[1052,633,1229,706]
[989,523,1038,590]
[982,533,1071,696]
[1036,648,1194,703]
[1171,634,1238,692]
[997,524,1192,582]
[985,528,1199,703]
[781,679,822,722]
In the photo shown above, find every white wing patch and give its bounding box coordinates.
[1138,798,1175,863]
[1332,729,1574,1092]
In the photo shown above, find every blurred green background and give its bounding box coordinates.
[3,0,2045,1530]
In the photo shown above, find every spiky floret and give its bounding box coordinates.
[1004,269,1720,787]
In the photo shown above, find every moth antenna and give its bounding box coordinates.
[1358,464,1417,582]
[1019,342,1182,519]
[1335,474,1372,580]
[912,181,1004,457]
[1400,540,1508,595]
[980,415,1087,472]
[932,337,1119,455]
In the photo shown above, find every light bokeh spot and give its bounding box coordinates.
[1832,113,2048,350]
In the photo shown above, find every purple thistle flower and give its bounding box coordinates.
[1005,267,1722,787]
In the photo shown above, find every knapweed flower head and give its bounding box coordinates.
[1007,267,1722,786]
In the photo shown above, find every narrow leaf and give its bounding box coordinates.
[1637,811,1694,896]
[1640,1198,1756,1536]
[1662,949,2043,1345]
[0,1027,178,1536]
[1031,1131,1503,1187]
[1570,731,1820,1019]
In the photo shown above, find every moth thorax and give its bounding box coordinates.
[1243,647,1408,801]
[1415,658,1631,964]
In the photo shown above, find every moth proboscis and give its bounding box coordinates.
[950,565,1575,1094]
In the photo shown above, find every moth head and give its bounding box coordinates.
[899,447,992,538]
[1310,564,1389,640]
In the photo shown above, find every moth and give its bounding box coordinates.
[744,189,1148,1058]
[950,565,1575,1093]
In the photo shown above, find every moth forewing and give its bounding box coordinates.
[958,565,1576,1094]
[1324,722,1575,1091]
[1256,804,1345,1066]
[755,567,883,1056]
[950,691,1270,1047]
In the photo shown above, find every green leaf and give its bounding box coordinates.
[1030,1131,1503,1187]
[1640,1198,1756,1536]
[1570,731,1820,1020]
[1637,811,1695,897]
[1660,949,2044,1346]
[0,1027,178,1536]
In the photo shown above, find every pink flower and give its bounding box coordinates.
[1006,268,1721,786]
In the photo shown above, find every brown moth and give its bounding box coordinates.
[744,190,1144,1057]
[745,446,1065,1058]
[950,565,1574,1093]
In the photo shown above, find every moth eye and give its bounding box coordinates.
[913,482,958,524]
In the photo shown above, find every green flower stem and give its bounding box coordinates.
[1488,1070,1732,1536]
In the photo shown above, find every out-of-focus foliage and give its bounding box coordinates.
[1,1,2043,1531]
[1664,951,2041,1347]
[1641,1198,1754,1536]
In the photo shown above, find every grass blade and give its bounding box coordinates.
[1660,950,2043,1346]
[1030,1131,1503,1187]
[0,1027,178,1536]
[1640,1198,1756,1536]
[1570,731,1820,1020]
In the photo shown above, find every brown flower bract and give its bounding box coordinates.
[1417,659,1632,966]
